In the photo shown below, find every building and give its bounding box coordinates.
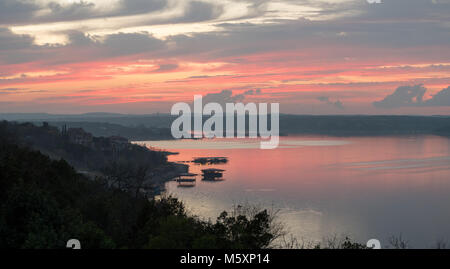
[110,136,129,151]
[67,128,93,147]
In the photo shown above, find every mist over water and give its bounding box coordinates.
[141,135,450,248]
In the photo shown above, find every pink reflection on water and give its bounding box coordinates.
[142,135,450,247]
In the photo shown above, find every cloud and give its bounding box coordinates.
[0,0,39,24]
[0,0,224,26]
[203,90,245,104]
[2,0,450,66]
[0,0,170,25]
[373,85,450,108]
[0,27,34,50]
[357,0,450,21]
[177,1,223,23]
[0,87,46,95]
[0,30,166,66]
[424,86,450,106]
[317,96,344,109]
[0,87,20,91]
[101,32,166,56]
[373,85,426,108]
[0,0,448,116]
[43,1,97,22]
[117,0,167,16]
[0,27,53,66]
[153,63,178,72]
[0,87,22,94]
[0,0,100,25]
[201,89,261,106]
[244,89,262,95]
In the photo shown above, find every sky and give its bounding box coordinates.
[0,0,449,114]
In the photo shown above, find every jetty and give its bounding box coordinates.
[193,157,228,165]
[174,173,197,186]
[202,168,225,181]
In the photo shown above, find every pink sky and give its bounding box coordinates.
[0,0,449,114]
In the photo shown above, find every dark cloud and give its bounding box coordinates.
[0,0,448,86]
[373,85,427,108]
[153,63,178,72]
[0,27,34,51]
[0,0,224,25]
[317,96,344,109]
[0,87,22,94]
[66,30,95,46]
[178,1,223,23]
[243,89,262,95]
[0,28,44,65]
[0,0,39,25]
[203,90,246,104]
[163,13,449,62]
[0,87,21,91]
[0,30,166,66]
[424,86,450,107]
[202,89,260,106]
[43,1,97,22]
[68,30,167,55]
[127,1,224,25]
[0,0,170,25]
[101,32,166,56]
[0,0,449,66]
[0,0,99,25]
[0,88,46,95]
[373,85,450,108]
[117,0,167,16]
[357,0,450,21]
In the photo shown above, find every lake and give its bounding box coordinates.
[140,135,450,248]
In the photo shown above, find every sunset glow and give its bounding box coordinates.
[1,0,449,114]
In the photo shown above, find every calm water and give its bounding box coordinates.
[141,135,450,248]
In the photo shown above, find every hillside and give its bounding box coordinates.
[0,140,280,249]
[3,114,450,136]
[0,121,182,195]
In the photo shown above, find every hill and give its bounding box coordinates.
[0,126,282,249]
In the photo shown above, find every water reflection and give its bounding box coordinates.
[141,135,450,248]
[201,168,225,181]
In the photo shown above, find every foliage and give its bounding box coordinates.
[0,123,283,249]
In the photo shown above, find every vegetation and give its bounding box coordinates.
[3,113,450,137]
[279,115,450,136]
[0,120,445,249]
[0,124,284,249]
[0,121,167,170]
[0,120,177,195]
[41,121,173,141]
